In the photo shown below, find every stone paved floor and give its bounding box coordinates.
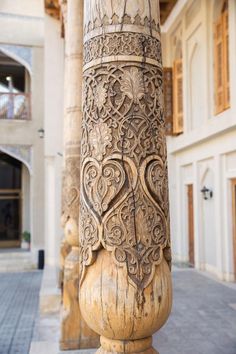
[0,269,236,354]
[155,269,236,354]
[0,271,42,354]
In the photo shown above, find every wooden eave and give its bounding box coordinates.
[160,0,178,25]
[45,0,60,20]
[44,0,177,29]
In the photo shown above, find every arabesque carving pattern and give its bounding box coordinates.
[84,0,160,34]
[84,33,161,65]
[62,156,80,222]
[80,57,170,293]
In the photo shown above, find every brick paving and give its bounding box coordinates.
[0,271,42,354]
[155,269,236,354]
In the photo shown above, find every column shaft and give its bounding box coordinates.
[60,0,99,350]
[80,1,172,353]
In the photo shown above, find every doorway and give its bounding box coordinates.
[187,184,195,266]
[0,153,22,248]
[231,179,236,280]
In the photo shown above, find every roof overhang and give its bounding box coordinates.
[44,0,60,20]
[160,0,178,25]
[44,0,177,26]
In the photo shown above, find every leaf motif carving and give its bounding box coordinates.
[120,67,145,103]
[90,121,112,161]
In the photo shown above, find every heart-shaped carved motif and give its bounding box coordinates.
[83,158,126,217]
[66,187,79,208]
[141,156,169,214]
[147,159,168,212]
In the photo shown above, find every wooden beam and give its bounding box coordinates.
[160,0,177,24]
[45,0,60,20]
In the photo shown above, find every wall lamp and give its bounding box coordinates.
[38,128,45,139]
[200,186,213,200]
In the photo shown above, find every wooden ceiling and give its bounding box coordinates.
[44,0,60,20]
[160,0,178,24]
[45,0,177,24]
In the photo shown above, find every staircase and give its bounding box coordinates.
[0,249,36,272]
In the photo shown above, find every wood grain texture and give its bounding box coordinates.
[80,250,171,353]
[60,0,99,349]
[79,1,172,352]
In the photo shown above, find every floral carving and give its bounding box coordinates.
[94,81,107,110]
[80,202,100,268]
[80,26,170,293]
[84,33,161,65]
[89,121,112,161]
[83,158,125,217]
[120,68,145,103]
[62,156,80,222]
[103,185,167,290]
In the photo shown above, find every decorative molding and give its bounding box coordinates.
[84,32,162,66]
[0,144,32,172]
[0,44,32,72]
[0,12,43,21]
[84,0,160,34]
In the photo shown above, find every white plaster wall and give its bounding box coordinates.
[163,0,236,281]
[0,1,45,261]
[0,0,44,46]
[44,15,64,266]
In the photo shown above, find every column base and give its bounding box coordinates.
[96,336,159,354]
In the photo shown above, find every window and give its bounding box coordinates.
[173,58,183,134]
[214,0,230,114]
[163,59,183,136]
[163,67,173,135]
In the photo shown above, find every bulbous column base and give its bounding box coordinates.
[96,336,159,354]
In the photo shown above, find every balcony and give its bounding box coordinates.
[0,92,31,121]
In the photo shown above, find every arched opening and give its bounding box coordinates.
[0,50,31,120]
[0,152,30,248]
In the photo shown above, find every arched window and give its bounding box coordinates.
[214,0,230,114]
[0,50,31,120]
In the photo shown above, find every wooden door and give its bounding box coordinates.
[0,190,21,248]
[187,185,195,266]
[231,179,236,280]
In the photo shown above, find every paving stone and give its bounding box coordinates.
[0,271,42,354]
[1,268,236,354]
[154,270,236,354]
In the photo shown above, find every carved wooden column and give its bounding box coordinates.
[79,1,172,353]
[59,0,71,291]
[60,0,99,350]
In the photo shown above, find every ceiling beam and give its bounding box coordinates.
[44,0,60,20]
[160,0,178,25]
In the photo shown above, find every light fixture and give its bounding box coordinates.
[200,186,213,200]
[38,128,45,139]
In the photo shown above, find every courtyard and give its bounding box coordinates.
[0,268,235,354]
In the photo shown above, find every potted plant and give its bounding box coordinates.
[21,231,31,250]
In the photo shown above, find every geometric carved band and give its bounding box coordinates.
[84,32,162,66]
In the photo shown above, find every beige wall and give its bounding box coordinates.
[44,14,64,266]
[162,0,236,281]
[0,0,45,261]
